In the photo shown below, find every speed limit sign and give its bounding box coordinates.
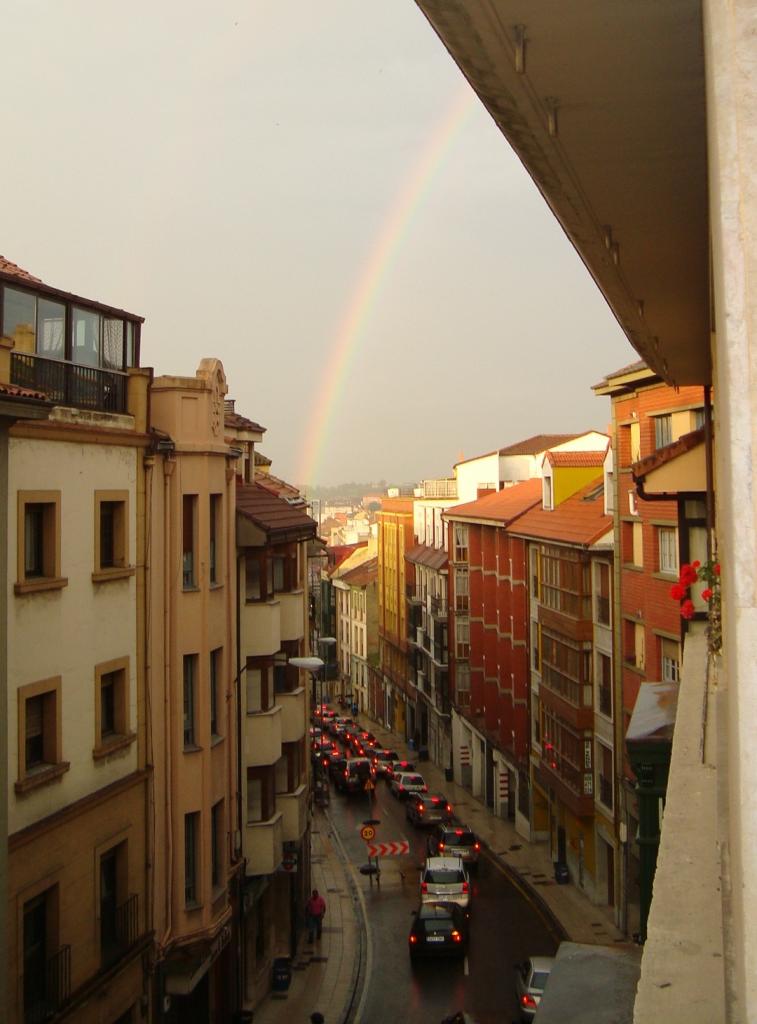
[360,825,376,842]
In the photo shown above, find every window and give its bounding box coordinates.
[184,812,200,906]
[598,743,614,810]
[100,841,128,966]
[245,551,262,601]
[595,563,611,625]
[23,886,66,1023]
[3,286,66,360]
[247,767,275,822]
[455,619,470,658]
[16,677,67,792]
[661,637,681,683]
[597,652,612,717]
[693,407,706,431]
[453,524,468,562]
[16,491,64,593]
[209,494,221,585]
[630,421,641,463]
[543,475,553,510]
[455,567,469,612]
[183,654,198,747]
[210,648,221,738]
[246,660,273,713]
[622,521,644,567]
[658,526,679,575]
[94,491,130,579]
[654,414,673,449]
[531,622,540,671]
[604,470,614,514]
[94,657,131,755]
[211,801,223,889]
[456,661,470,694]
[182,495,197,588]
[624,620,645,671]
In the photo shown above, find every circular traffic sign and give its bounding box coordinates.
[360,825,376,842]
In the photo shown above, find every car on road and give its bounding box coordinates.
[420,856,471,909]
[335,756,376,795]
[390,771,428,800]
[427,825,481,869]
[405,792,453,827]
[408,901,469,960]
[514,956,555,1021]
[385,758,416,782]
[327,754,348,784]
[371,749,400,777]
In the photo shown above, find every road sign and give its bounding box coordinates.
[366,840,410,858]
[360,825,376,842]
[364,778,375,792]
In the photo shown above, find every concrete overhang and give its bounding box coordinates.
[414,1,709,385]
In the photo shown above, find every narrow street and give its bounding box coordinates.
[327,769,560,1024]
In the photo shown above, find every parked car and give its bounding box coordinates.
[406,792,453,827]
[371,749,400,777]
[420,856,471,909]
[427,825,481,869]
[385,758,416,782]
[336,757,376,795]
[514,956,555,1021]
[390,771,428,800]
[408,901,469,960]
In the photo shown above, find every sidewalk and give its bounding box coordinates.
[252,713,627,1023]
[250,805,362,1024]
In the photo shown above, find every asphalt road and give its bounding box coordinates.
[326,768,560,1024]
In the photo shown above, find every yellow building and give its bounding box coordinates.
[377,497,414,736]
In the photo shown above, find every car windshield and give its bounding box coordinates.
[531,970,550,989]
[404,775,424,785]
[422,918,454,934]
[425,869,463,884]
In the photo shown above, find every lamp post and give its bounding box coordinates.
[289,656,325,718]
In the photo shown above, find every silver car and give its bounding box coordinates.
[420,856,471,909]
[390,771,428,800]
[514,956,555,1021]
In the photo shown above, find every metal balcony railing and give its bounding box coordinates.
[430,595,448,618]
[11,352,128,414]
[24,944,71,1024]
[102,893,140,968]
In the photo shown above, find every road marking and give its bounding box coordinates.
[464,954,469,976]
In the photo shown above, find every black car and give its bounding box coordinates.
[408,901,469,960]
[371,749,400,778]
[335,757,375,794]
[327,754,348,784]
[406,792,454,827]
[427,825,481,869]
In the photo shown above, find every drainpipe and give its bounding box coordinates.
[235,549,246,1010]
[161,453,175,953]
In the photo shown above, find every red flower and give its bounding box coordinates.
[680,599,696,620]
[714,563,721,576]
[680,564,698,586]
[692,560,701,569]
[701,588,713,601]
[670,583,686,600]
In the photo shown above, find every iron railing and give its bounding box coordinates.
[24,944,71,1024]
[102,893,139,968]
[11,352,128,414]
[429,595,448,618]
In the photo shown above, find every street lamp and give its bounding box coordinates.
[289,656,325,717]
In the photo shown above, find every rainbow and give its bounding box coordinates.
[296,86,476,488]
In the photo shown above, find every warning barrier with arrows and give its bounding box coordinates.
[366,840,410,858]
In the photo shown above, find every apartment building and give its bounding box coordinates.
[513,469,614,908]
[593,362,706,937]
[377,497,415,735]
[334,557,378,716]
[1,256,151,1024]
[145,359,240,1022]
[444,481,542,819]
[236,473,316,1008]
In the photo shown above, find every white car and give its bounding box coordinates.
[514,956,555,1021]
[420,856,471,909]
[390,771,428,800]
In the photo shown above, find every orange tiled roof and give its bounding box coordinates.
[255,471,304,503]
[405,544,449,571]
[0,381,49,401]
[0,255,42,284]
[632,428,705,479]
[545,449,607,467]
[444,478,543,522]
[326,543,368,571]
[497,433,583,457]
[236,481,316,540]
[509,478,610,546]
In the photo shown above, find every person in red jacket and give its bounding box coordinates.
[305,889,327,942]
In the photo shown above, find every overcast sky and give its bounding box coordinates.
[3,0,635,487]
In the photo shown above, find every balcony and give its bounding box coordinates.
[278,783,308,842]
[279,589,305,642]
[245,811,284,875]
[406,584,422,604]
[11,351,128,414]
[277,686,306,742]
[24,944,71,1024]
[538,757,594,817]
[245,705,282,766]
[242,599,281,658]
[102,893,140,969]
[430,595,448,619]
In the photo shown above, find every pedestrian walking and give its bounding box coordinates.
[305,888,327,942]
